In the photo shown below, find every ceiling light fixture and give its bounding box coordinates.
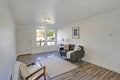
[44,16,51,22]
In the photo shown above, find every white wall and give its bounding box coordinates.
[16,26,31,55]
[57,9,120,73]
[16,25,58,55]
[0,0,16,80]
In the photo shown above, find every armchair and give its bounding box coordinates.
[12,61,46,80]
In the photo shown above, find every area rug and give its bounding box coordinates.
[38,57,77,78]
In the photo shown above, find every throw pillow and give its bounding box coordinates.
[74,45,82,51]
[74,45,78,51]
[77,47,81,51]
[64,45,69,50]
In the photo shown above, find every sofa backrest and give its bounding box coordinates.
[79,46,84,50]
[69,44,75,51]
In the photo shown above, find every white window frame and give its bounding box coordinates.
[36,28,56,47]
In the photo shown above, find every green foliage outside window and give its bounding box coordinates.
[47,30,54,36]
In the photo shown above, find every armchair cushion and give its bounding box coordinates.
[27,69,44,80]
[28,65,41,73]
[19,63,30,80]
[18,62,46,80]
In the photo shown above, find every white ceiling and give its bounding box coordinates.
[8,0,120,27]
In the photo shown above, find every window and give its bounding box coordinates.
[47,30,55,46]
[36,30,45,46]
[36,29,55,46]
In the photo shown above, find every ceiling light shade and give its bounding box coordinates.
[44,16,51,22]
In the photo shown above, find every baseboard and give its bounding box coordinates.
[83,59,120,74]
[32,50,58,54]
[17,51,58,57]
[17,53,32,57]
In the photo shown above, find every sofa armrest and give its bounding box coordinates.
[74,51,80,54]
[59,47,64,50]
[75,50,85,58]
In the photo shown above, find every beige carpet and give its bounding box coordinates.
[38,57,77,78]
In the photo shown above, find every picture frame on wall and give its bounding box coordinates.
[72,26,79,39]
